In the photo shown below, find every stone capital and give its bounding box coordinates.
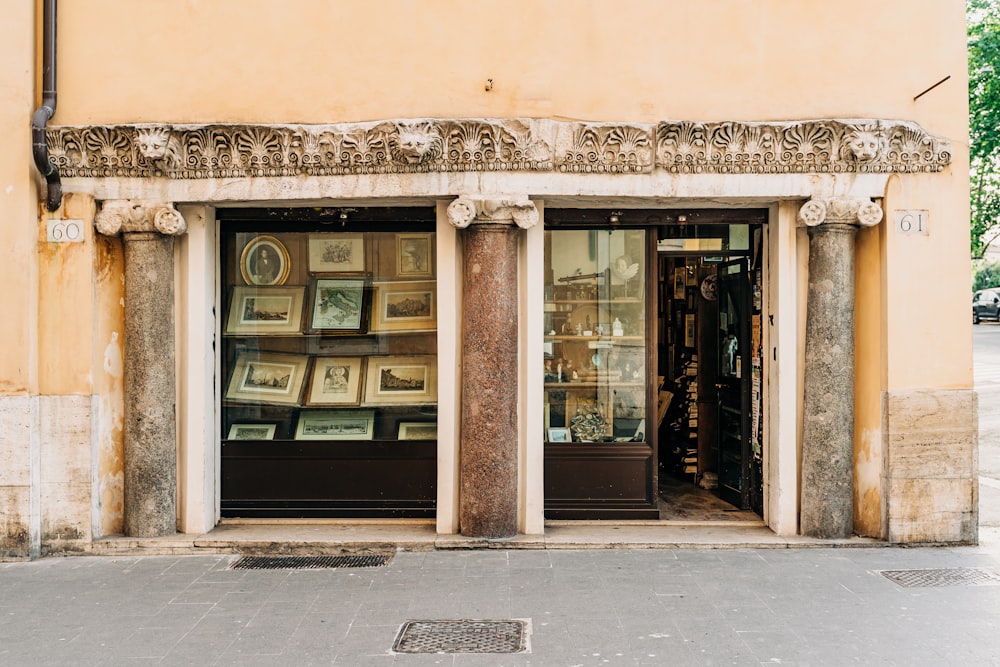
[446,195,539,230]
[95,200,187,237]
[797,196,883,229]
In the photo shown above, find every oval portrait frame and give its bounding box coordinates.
[240,235,291,286]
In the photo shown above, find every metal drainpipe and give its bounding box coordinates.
[31,0,60,212]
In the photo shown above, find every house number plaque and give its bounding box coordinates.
[894,210,929,236]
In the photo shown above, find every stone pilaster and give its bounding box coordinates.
[447,196,538,538]
[797,197,882,538]
[95,200,187,537]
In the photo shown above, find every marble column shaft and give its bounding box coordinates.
[459,224,520,538]
[448,196,538,539]
[798,197,882,539]
[96,201,187,537]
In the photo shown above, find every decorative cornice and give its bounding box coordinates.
[46,118,951,180]
[446,196,539,230]
[95,200,187,236]
[797,197,883,228]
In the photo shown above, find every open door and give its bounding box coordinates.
[715,258,751,508]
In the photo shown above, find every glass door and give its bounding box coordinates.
[715,258,751,508]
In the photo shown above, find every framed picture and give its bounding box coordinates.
[309,277,368,332]
[362,355,437,406]
[684,313,696,348]
[397,421,438,440]
[225,286,305,336]
[306,357,364,406]
[240,235,291,286]
[673,267,686,299]
[372,281,436,332]
[226,423,277,440]
[548,427,571,443]
[395,233,434,278]
[308,233,365,273]
[225,352,309,405]
[295,410,375,440]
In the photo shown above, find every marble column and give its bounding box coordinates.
[447,196,538,538]
[797,197,883,538]
[95,201,187,537]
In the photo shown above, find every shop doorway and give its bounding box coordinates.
[656,224,764,518]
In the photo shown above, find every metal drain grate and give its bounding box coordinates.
[393,620,528,654]
[878,567,1000,588]
[230,554,391,570]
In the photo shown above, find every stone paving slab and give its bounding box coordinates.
[2,534,999,665]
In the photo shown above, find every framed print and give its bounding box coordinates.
[362,355,437,406]
[240,235,291,286]
[227,423,277,440]
[548,427,571,443]
[397,421,438,440]
[673,267,686,299]
[309,277,368,332]
[295,410,375,440]
[225,286,305,335]
[306,357,364,406]
[684,313,696,348]
[395,233,434,278]
[372,281,436,332]
[308,233,365,273]
[225,352,308,406]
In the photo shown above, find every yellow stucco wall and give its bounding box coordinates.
[54,1,966,136]
[0,1,38,395]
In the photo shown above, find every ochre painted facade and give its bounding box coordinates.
[0,0,974,557]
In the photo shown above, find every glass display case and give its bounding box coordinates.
[218,209,437,518]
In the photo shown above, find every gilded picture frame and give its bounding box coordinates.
[306,357,365,406]
[225,286,305,336]
[371,281,436,332]
[224,351,309,406]
[394,233,434,279]
[308,233,366,273]
[240,235,291,286]
[362,355,437,406]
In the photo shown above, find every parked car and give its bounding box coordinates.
[974,288,1000,323]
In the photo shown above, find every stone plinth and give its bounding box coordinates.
[448,196,538,538]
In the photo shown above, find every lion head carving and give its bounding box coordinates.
[844,125,884,162]
[390,122,443,165]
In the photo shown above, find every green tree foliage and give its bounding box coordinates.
[970,0,1000,258]
[973,259,1000,289]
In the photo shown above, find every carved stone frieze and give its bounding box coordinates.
[95,200,187,236]
[555,123,654,173]
[656,119,951,174]
[46,118,951,180]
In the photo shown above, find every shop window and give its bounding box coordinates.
[543,229,648,443]
[219,210,437,518]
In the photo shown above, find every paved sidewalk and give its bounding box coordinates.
[2,531,1000,666]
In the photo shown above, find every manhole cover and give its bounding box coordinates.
[392,620,528,654]
[230,554,391,570]
[878,567,1000,587]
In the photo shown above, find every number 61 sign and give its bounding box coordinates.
[894,210,929,236]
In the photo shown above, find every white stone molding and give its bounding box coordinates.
[47,118,951,180]
[94,200,187,236]
[796,197,884,228]
[447,196,539,230]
